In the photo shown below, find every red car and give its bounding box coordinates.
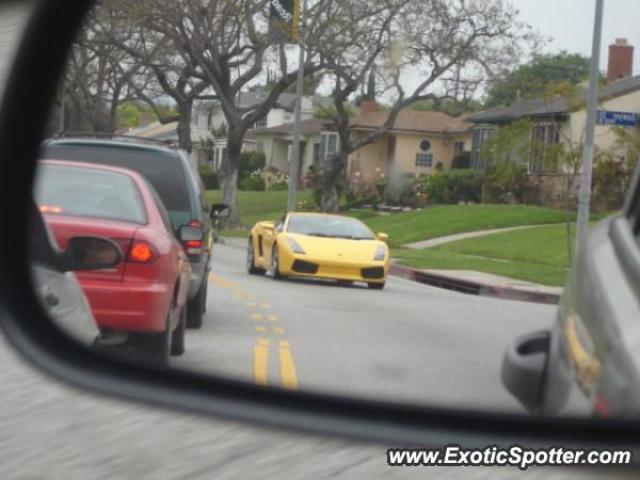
[34,160,193,363]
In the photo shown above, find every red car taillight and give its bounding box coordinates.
[128,241,157,263]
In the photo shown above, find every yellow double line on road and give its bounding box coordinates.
[210,273,299,390]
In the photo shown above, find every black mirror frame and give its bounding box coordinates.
[1,0,640,456]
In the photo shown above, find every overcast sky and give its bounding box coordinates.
[517,0,640,75]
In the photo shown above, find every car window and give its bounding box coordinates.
[34,163,147,224]
[145,180,176,235]
[286,215,374,239]
[42,144,192,227]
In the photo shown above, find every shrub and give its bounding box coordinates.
[240,170,266,191]
[482,162,528,203]
[452,151,471,169]
[384,176,415,206]
[269,180,289,191]
[198,164,218,190]
[421,169,484,204]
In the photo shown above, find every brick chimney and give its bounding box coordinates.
[607,38,634,82]
[360,100,380,114]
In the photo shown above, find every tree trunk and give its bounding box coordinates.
[218,129,243,227]
[176,99,193,153]
[320,151,347,213]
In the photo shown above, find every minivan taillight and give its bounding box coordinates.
[183,239,204,257]
[128,241,157,263]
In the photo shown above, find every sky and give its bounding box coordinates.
[516,0,640,75]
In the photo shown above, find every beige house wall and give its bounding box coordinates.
[348,131,473,182]
[564,89,640,154]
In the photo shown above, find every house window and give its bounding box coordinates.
[454,141,465,154]
[419,139,432,151]
[529,123,560,173]
[319,133,339,166]
[207,111,213,129]
[256,142,264,153]
[415,153,433,167]
[471,126,497,169]
[313,143,320,165]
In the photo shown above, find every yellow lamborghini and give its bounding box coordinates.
[247,212,390,289]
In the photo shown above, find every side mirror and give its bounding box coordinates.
[377,232,389,242]
[61,237,122,272]
[501,330,551,414]
[210,203,230,220]
[260,221,275,232]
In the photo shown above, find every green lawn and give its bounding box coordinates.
[207,190,314,237]
[392,223,581,286]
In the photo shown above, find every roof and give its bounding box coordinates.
[468,74,640,124]
[349,110,473,134]
[252,118,332,136]
[125,120,179,140]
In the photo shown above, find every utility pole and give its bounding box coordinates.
[575,0,604,253]
[287,0,308,212]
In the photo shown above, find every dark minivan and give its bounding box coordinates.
[42,137,219,329]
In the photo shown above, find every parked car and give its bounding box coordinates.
[34,160,192,363]
[41,137,218,329]
[501,167,640,418]
[247,212,390,289]
[29,203,120,347]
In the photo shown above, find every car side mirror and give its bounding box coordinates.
[210,203,230,220]
[501,330,551,414]
[61,237,122,272]
[377,232,389,242]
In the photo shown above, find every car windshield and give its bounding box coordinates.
[286,215,375,240]
[34,164,147,224]
[42,144,192,227]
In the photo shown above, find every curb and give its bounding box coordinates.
[389,264,561,305]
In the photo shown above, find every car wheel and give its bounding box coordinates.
[368,282,385,290]
[271,245,283,280]
[186,279,206,329]
[247,238,265,275]
[171,304,186,356]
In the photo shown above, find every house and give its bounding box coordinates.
[252,108,474,189]
[252,118,335,182]
[347,110,473,186]
[467,38,640,174]
[192,92,332,169]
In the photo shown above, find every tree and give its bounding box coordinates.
[118,0,332,226]
[61,6,145,133]
[483,51,591,108]
[311,0,536,211]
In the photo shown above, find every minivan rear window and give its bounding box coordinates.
[42,144,192,226]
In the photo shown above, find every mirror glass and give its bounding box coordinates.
[17,0,640,421]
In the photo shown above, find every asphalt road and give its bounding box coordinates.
[175,240,555,413]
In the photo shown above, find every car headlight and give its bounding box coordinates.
[286,237,306,254]
[374,244,386,260]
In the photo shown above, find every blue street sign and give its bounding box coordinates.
[596,110,639,127]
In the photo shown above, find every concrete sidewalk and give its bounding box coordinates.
[403,224,554,249]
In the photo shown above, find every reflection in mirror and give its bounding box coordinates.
[26,0,640,422]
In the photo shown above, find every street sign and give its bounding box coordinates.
[269,0,300,43]
[596,110,639,127]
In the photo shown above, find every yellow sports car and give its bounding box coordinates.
[247,212,390,289]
